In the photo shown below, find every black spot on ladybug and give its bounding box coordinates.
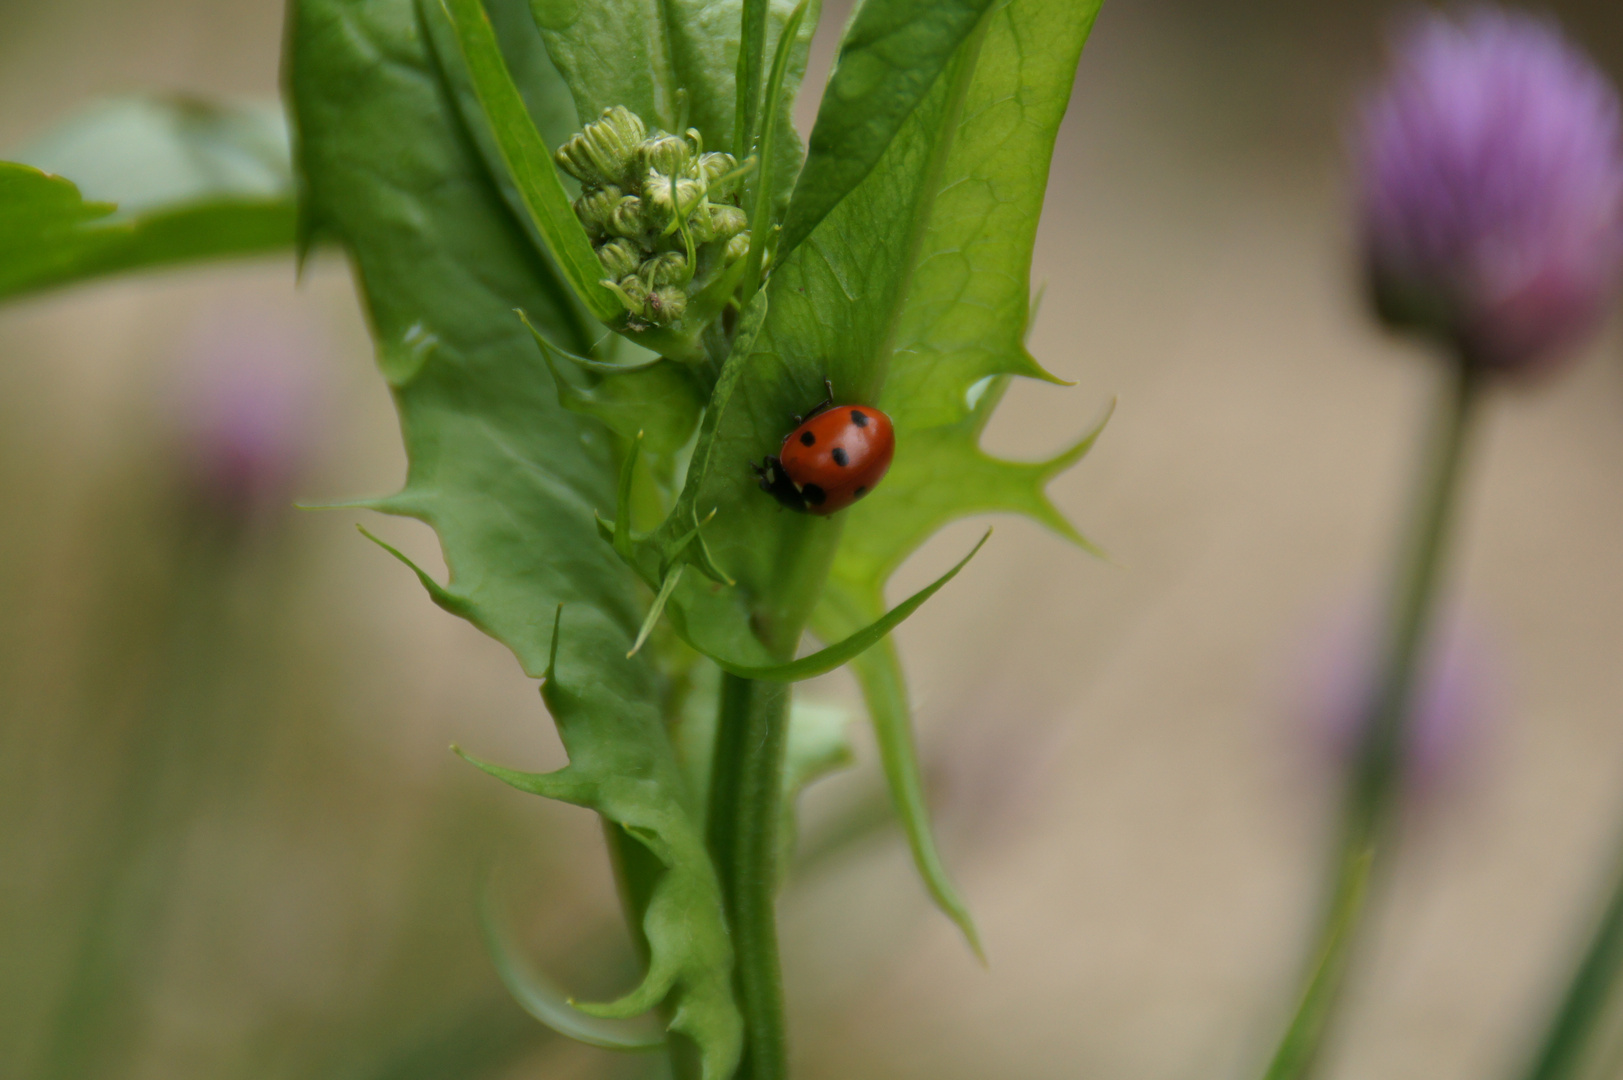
[831,446,849,467]
[850,410,869,427]
[855,486,867,497]
[800,430,815,447]
[802,483,827,505]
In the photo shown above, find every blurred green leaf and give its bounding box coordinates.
[778,0,996,257]
[0,97,295,301]
[809,0,1106,952]
[481,863,668,1052]
[19,96,289,211]
[288,0,741,1074]
[776,699,855,882]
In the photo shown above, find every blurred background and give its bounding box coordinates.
[5,1,1623,1079]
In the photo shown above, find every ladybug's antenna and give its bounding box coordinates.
[800,378,834,422]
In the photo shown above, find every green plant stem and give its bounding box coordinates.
[707,673,792,1080]
[1262,362,1483,1080]
[1516,826,1623,1080]
[740,0,809,310]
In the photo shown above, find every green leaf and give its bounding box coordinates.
[830,387,1110,598]
[420,0,598,351]
[735,0,772,158]
[809,0,1106,952]
[833,628,985,956]
[437,0,622,323]
[522,311,705,455]
[739,0,809,305]
[627,291,770,607]
[527,0,681,133]
[653,12,995,671]
[0,96,296,301]
[878,0,1103,429]
[289,1,740,1074]
[778,0,997,257]
[703,529,990,682]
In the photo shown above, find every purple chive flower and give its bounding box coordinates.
[1355,7,1623,378]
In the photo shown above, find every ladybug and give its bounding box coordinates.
[752,380,895,515]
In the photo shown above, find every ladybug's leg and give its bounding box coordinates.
[751,456,810,513]
[813,378,834,418]
[796,379,835,424]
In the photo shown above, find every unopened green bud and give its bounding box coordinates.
[555,105,648,188]
[607,195,646,238]
[643,173,704,227]
[639,133,693,178]
[688,202,747,245]
[597,238,641,279]
[574,184,622,239]
[686,204,718,244]
[647,286,687,325]
[724,231,752,265]
[640,251,688,288]
[617,273,652,313]
[697,152,740,189]
[708,204,748,242]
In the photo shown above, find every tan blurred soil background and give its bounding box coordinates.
[5,2,1623,1079]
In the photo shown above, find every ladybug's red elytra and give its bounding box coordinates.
[752,381,895,515]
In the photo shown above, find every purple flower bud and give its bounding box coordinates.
[1354,8,1623,378]
[170,314,316,527]
[1291,601,1505,799]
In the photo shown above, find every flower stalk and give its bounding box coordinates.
[1263,362,1482,1080]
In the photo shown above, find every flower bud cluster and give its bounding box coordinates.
[557,106,751,328]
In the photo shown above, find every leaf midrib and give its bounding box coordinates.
[868,8,994,394]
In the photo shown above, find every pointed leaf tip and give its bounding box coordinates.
[358,524,476,619]
[480,882,665,1051]
[546,604,563,679]
[627,564,684,658]
[1042,396,1115,476]
[699,529,992,682]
